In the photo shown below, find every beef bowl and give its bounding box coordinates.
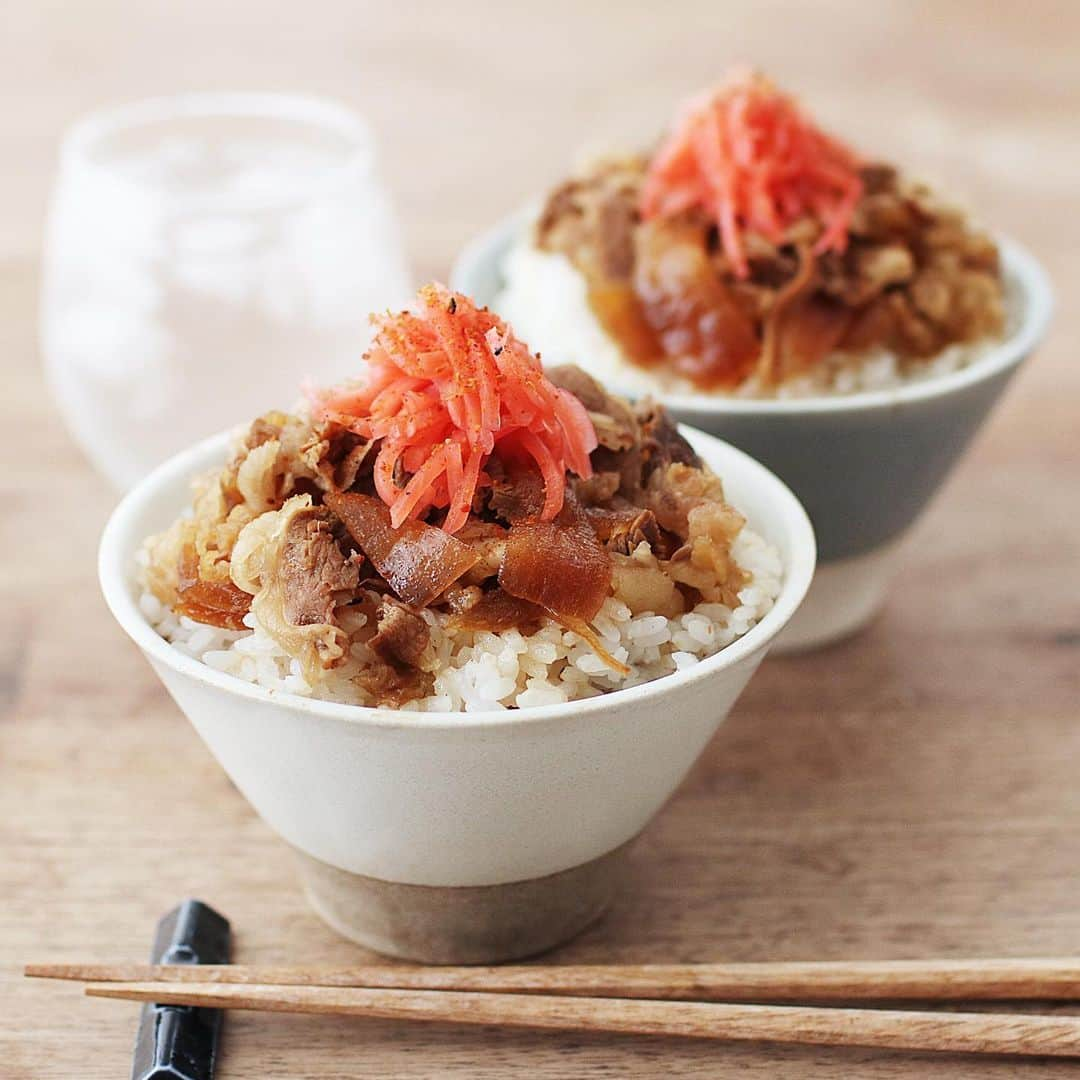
[99,284,813,962]
[454,71,1053,649]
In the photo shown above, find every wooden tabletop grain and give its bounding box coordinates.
[3,2,1079,1076]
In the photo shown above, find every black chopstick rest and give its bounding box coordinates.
[131,899,231,1080]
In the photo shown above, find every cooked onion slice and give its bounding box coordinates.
[498,497,627,673]
[175,544,251,630]
[326,491,479,609]
[447,588,546,633]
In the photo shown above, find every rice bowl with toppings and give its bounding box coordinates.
[497,68,1011,400]
[134,284,787,713]
[139,530,780,712]
[99,374,814,960]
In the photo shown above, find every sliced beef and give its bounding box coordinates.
[301,422,373,493]
[546,364,639,452]
[597,192,639,280]
[487,464,546,524]
[279,506,361,627]
[859,162,898,195]
[369,598,430,670]
[535,156,645,283]
[538,154,1003,389]
[589,444,645,501]
[355,662,433,709]
[229,410,323,512]
[242,410,290,452]
[572,470,622,507]
[635,401,701,472]
[229,495,355,682]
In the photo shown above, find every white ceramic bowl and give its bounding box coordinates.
[100,425,814,961]
[453,217,1053,652]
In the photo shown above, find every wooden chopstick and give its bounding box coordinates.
[26,957,1080,1001]
[79,981,1080,1057]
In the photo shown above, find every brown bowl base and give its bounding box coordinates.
[295,841,633,964]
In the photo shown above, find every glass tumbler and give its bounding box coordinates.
[41,94,412,489]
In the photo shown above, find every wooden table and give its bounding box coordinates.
[3,2,1079,1076]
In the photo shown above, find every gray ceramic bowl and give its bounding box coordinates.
[452,216,1053,649]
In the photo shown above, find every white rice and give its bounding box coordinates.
[140,525,783,714]
[496,242,1014,399]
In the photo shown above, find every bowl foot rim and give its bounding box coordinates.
[295,837,636,964]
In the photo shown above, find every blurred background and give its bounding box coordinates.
[6,0,1076,276]
[8,0,1076,486]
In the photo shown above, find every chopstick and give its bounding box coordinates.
[76,981,1080,1057]
[26,957,1080,1001]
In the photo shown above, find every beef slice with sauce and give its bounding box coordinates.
[546,364,640,452]
[369,598,430,669]
[229,496,359,682]
[355,597,435,706]
[279,506,363,627]
[487,461,546,524]
[636,400,702,472]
